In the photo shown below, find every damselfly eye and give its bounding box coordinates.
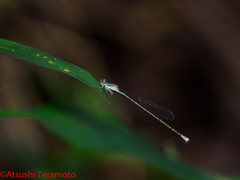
[103,79,106,83]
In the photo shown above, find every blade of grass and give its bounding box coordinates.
[0,38,108,102]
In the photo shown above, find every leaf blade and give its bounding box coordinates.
[0,38,108,102]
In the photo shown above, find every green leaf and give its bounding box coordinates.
[0,106,230,180]
[0,38,108,102]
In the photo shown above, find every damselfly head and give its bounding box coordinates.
[100,79,107,85]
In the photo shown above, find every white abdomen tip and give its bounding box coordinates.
[181,135,189,143]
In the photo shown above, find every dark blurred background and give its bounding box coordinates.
[0,0,240,179]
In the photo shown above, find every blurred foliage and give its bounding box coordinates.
[0,85,7,92]
[0,105,231,180]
